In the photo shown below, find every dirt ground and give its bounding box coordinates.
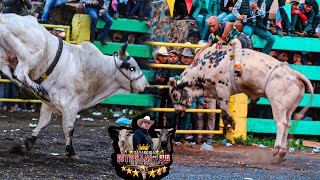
[0,111,319,179]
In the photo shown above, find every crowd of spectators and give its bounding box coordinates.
[150,0,320,145]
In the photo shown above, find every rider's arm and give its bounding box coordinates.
[194,41,213,59]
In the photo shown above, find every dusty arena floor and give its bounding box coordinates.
[0,111,319,179]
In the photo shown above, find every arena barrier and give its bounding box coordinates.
[42,24,71,43]
[149,108,224,135]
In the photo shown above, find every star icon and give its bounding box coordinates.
[132,169,140,177]
[129,150,134,154]
[155,150,159,154]
[156,167,162,175]
[161,150,165,154]
[148,169,156,178]
[126,167,132,174]
[121,165,126,172]
[124,150,127,154]
[162,166,167,173]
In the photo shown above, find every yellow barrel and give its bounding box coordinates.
[71,14,91,44]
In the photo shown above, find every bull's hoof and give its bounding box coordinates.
[10,144,26,155]
[68,154,80,160]
[271,156,287,164]
[279,151,287,159]
[25,136,37,151]
[231,120,236,130]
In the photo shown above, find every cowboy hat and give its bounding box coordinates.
[169,49,180,55]
[137,115,155,128]
[153,46,169,58]
[181,48,194,57]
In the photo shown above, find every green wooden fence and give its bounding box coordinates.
[95,18,154,107]
[248,36,320,135]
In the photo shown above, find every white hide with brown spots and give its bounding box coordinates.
[169,39,314,163]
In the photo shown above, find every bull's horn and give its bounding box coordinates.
[176,82,188,89]
[119,43,128,60]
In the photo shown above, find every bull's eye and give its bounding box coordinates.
[173,93,178,101]
[130,67,135,71]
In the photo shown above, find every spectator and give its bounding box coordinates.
[217,0,237,23]
[40,0,67,23]
[112,31,123,42]
[137,0,151,21]
[196,95,217,144]
[278,51,289,63]
[192,0,219,41]
[309,0,320,37]
[153,46,170,127]
[124,32,137,44]
[82,0,113,45]
[166,50,182,129]
[295,0,316,37]
[233,0,275,55]
[269,50,279,59]
[3,0,32,15]
[125,0,140,18]
[173,0,189,20]
[276,0,303,36]
[292,51,303,65]
[175,48,197,145]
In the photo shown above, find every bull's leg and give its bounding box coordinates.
[62,107,79,160]
[270,105,286,156]
[279,86,304,161]
[25,103,52,151]
[215,86,235,129]
[14,64,50,102]
[0,62,24,87]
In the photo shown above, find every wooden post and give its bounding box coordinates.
[227,93,248,144]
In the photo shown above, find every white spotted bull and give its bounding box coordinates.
[169,39,314,163]
[0,14,148,160]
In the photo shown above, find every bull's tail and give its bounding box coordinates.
[231,39,242,64]
[294,71,314,120]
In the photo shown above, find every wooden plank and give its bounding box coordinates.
[290,65,320,81]
[252,35,320,52]
[97,18,150,34]
[100,94,155,107]
[247,118,320,135]
[256,94,320,108]
[142,70,154,83]
[93,42,153,58]
[302,140,320,148]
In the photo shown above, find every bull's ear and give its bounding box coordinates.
[168,77,177,87]
[154,129,161,132]
[177,82,188,89]
[119,43,128,60]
